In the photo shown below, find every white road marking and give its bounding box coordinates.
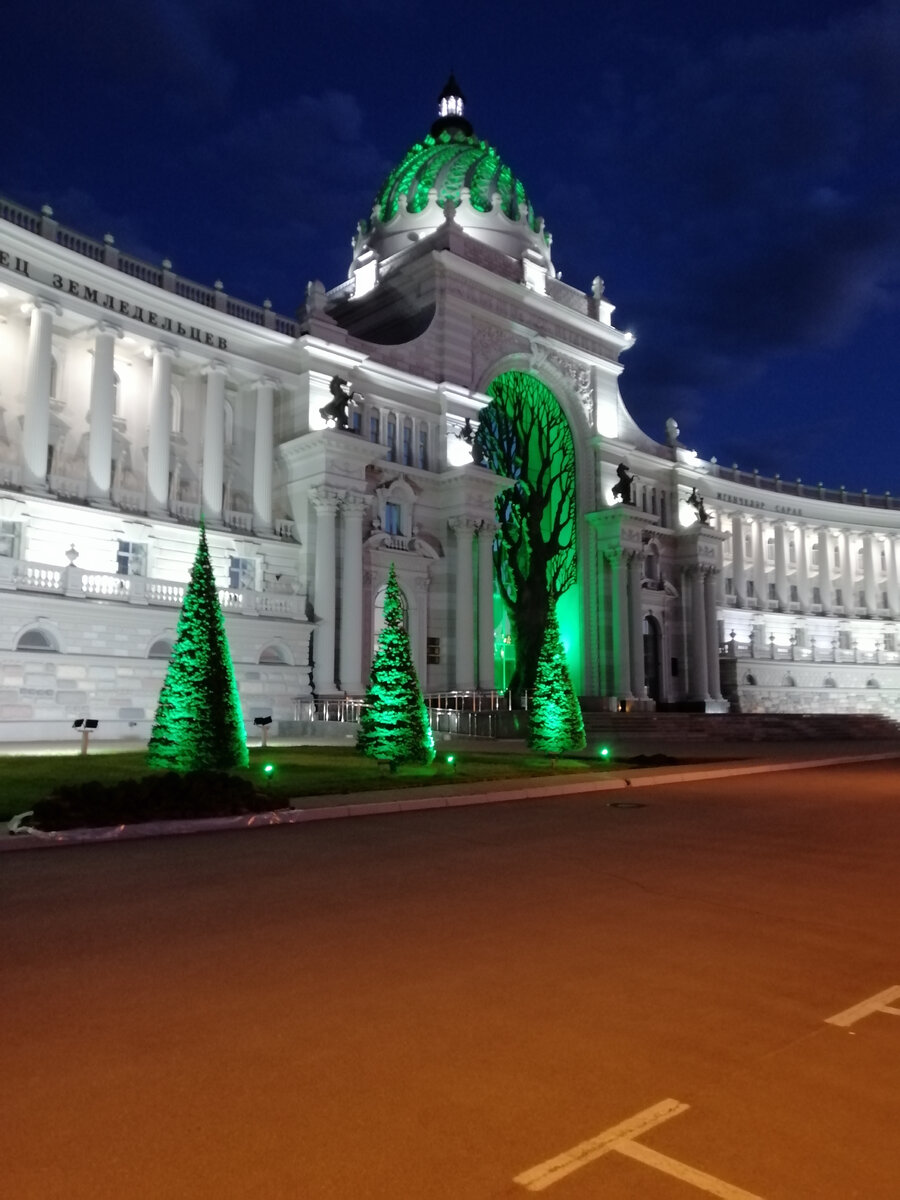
[825,985,900,1027]
[514,1098,764,1197]
[617,1140,765,1199]
[513,1098,687,1191]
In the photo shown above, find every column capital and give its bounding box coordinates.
[204,358,228,377]
[341,491,370,519]
[448,515,479,536]
[152,340,178,359]
[309,485,342,515]
[27,295,63,318]
[255,374,280,390]
[477,519,499,538]
[93,320,123,339]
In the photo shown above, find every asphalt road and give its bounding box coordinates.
[4,762,900,1199]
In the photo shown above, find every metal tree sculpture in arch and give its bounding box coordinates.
[474,371,577,697]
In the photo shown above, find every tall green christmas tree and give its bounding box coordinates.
[147,521,249,770]
[357,564,435,769]
[528,602,586,755]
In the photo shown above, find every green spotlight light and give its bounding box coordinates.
[263,763,275,775]
[599,746,610,759]
[447,754,455,764]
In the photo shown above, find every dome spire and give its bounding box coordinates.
[432,72,473,137]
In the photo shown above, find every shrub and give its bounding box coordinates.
[29,771,267,831]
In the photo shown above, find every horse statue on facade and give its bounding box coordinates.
[687,486,711,524]
[319,376,356,430]
[611,462,635,506]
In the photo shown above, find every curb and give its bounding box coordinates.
[3,750,898,852]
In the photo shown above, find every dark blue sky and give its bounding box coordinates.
[5,1,899,493]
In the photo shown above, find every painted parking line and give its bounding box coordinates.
[825,985,900,1028]
[514,1098,764,1198]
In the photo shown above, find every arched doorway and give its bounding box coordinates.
[643,615,662,702]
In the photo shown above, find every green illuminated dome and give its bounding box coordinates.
[350,77,553,282]
[375,130,541,230]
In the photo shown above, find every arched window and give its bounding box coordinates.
[148,638,173,659]
[16,628,58,652]
[259,644,291,665]
[170,385,183,434]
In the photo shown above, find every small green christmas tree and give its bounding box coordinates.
[147,521,249,770]
[528,603,586,755]
[358,564,435,770]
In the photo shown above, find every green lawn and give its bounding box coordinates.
[0,744,612,822]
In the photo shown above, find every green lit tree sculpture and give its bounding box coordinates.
[147,522,249,770]
[528,602,585,755]
[357,564,435,769]
[474,371,577,696]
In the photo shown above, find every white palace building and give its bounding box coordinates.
[2,79,899,741]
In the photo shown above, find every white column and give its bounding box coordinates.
[888,536,900,619]
[87,321,120,502]
[841,530,855,613]
[705,568,722,699]
[477,523,496,691]
[607,547,632,700]
[863,532,878,615]
[252,377,275,533]
[731,514,746,606]
[774,521,788,610]
[753,519,767,608]
[339,493,368,695]
[450,517,476,691]
[796,525,810,611]
[689,566,710,700]
[628,551,644,697]
[21,299,56,489]
[310,487,340,695]
[147,343,175,512]
[817,528,832,613]
[202,361,227,520]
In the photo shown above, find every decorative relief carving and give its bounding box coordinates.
[547,351,593,424]
[471,320,528,379]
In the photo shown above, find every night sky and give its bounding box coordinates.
[5,1,899,494]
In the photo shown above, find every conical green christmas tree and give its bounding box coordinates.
[147,521,249,770]
[528,602,586,755]
[357,564,435,769]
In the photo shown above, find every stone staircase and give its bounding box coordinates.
[578,711,900,742]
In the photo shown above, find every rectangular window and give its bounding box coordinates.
[766,538,775,563]
[369,413,380,444]
[383,502,401,535]
[834,587,843,606]
[885,633,896,653]
[350,410,362,434]
[881,550,888,571]
[725,577,734,594]
[839,629,852,650]
[0,520,19,558]
[744,535,752,557]
[116,540,147,577]
[418,429,428,470]
[812,586,821,604]
[386,416,397,462]
[426,637,441,665]
[790,585,799,602]
[811,545,819,567]
[858,589,866,607]
[834,545,841,568]
[229,556,255,590]
[768,582,777,600]
[789,540,796,565]
[746,580,755,598]
[882,590,889,609]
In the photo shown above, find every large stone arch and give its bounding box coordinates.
[473,367,587,696]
